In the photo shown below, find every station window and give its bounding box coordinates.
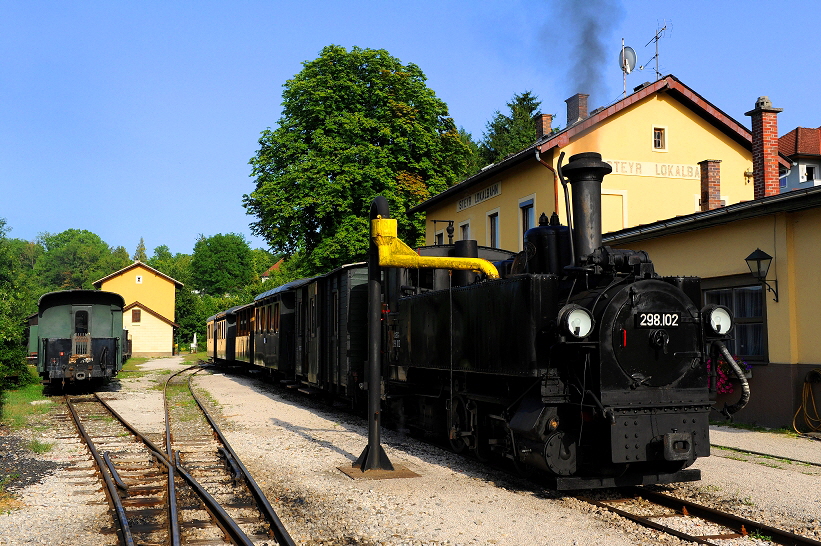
[460,222,470,241]
[703,278,767,363]
[487,211,499,248]
[653,127,666,150]
[520,200,534,234]
[132,309,141,323]
[435,231,444,245]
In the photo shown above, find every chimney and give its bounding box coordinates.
[565,93,589,126]
[699,159,722,211]
[745,96,783,199]
[534,113,553,138]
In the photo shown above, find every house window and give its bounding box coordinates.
[132,309,141,323]
[488,212,499,248]
[435,231,444,245]
[703,283,766,363]
[520,199,534,234]
[460,222,470,241]
[805,165,816,182]
[653,127,666,150]
[135,275,143,284]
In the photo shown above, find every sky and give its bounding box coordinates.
[2,0,819,256]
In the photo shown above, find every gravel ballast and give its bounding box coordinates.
[1,356,820,545]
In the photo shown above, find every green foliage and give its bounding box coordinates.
[133,237,148,262]
[190,233,255,295]
[244,44,470,274]
[479,91,542,165]
[34,229,130,290]
[456,128,483,179]
[0,220,38,390]
[0,382,48,428]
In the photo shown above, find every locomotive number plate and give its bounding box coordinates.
[635,312,680,328]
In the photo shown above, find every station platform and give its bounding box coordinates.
[710,424,821,466]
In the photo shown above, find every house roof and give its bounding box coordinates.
[780,126,821,158]
[410,75,791,214]
[93,261,184,289]
[261,258,285,278]
[124,301,180,328]
[602,183,821,246]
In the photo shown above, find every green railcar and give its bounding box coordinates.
[32,290,127,386]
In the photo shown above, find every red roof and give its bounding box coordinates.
[780,127,821,157]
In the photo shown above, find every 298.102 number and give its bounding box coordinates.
[638,312,679,327]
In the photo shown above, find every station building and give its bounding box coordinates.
[411,75,790,249]
[93,261,182,357]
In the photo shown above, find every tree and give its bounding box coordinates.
[35,229,129,290]
[456,128,483,179]
[479,91,542,165]
[244,45,470,274]
[190,233,255,295]
[0,220,36,387]
[133,237,148,262]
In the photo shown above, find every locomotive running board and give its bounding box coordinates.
[549,468,700,491]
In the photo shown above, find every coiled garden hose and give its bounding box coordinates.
[714,341,751,418]
[793,368,821,434]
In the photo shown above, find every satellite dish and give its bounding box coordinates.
[619,46,637,74]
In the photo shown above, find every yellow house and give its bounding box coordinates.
[412,75,790,249]
[93,261,183,357]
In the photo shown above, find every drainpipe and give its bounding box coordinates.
[536,147,560,214]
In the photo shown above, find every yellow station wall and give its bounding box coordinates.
[425,92,755,249]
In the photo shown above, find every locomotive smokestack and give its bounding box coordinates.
[561,152,612,263]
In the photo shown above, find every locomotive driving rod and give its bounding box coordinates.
[371,217,500,279]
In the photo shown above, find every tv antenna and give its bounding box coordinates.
[639,23,669,80]
[619,38,637,97]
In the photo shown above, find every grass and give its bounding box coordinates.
[749,530,772,541]
[0,382,50,429]
[181,351,207,364]
[27,438,54,454]
[710,420,799,438]
[0,474,22,513]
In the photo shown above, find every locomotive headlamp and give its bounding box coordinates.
[559,304,595,339]
[702,304,733,336]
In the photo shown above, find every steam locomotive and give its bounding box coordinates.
[208,152,748,489]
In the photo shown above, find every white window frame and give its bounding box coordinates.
[802,163,818,183]
[518,194,536,250]
[652,125,668,152]
[486,207,500,248]
[434,229,445,246]
[458,220,471,241]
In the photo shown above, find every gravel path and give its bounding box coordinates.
[1,356,820,545]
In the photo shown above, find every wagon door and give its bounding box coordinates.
[71,305,93,357]
[306,282,320,384]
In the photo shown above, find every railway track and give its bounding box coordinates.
[63,365,294,546]
[582,486,821,546]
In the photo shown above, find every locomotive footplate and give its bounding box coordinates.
[610,405,710,464]
[550,468,701,491]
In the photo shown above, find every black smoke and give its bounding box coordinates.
[542,0,625,124]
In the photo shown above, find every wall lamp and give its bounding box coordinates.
[745,248,778,302]
[431,220,455,245]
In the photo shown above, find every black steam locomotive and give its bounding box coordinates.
[209,152,748,489]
